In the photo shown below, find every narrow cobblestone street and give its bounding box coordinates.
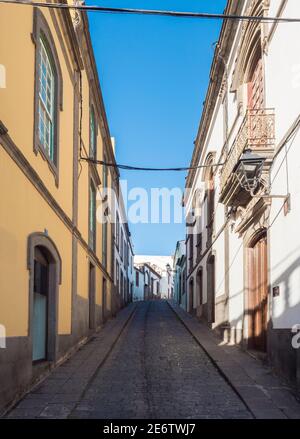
[7,301,252,419]
[69,301,251,419]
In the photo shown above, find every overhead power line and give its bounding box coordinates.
[80,156,224,172]
[1,0,300,24]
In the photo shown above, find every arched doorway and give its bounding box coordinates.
[207,254,215,325]
[247,231,268,352]
[196,268,203,318]
[28,233,61,363]
[178,273,182,304]
[32,247,49,362]
[188,278,194,314]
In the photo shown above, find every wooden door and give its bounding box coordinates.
[248,234,268,352]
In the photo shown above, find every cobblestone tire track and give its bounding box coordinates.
[70,301,252,419]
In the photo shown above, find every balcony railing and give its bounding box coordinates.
[220,109,275,193]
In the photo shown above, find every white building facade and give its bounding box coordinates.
[134,255,174,300]
[159,265,174,299]
[127,231,134,303]
[133,266,145,301]
[173,240,187,308]
[111,141,134,309]
[185,0,300,390]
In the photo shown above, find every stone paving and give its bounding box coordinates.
[69,301,251,419]
[168,300,300,419]
[5,303,137,419]
[7,300,300,419]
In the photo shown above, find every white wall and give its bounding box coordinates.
[185,0,300,336]
[266,0,300,328]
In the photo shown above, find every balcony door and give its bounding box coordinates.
[247,55,264,110]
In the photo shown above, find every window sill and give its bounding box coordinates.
[34,141,59,187]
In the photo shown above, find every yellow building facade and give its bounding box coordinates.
[0,2,118,413]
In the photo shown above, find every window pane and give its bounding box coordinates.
[38,38,55,163]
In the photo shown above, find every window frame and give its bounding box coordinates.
[116,213,120,249]
[102,220,108,269]
[38,38,55,161]
[89,179,97,252]
[120,228,124,261]
[102,153,108,189]
[33,8,63,186]
[196,232,202,261]
[89,105,97,160]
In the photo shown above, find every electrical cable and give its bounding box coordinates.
[2,0,299,276]
[1,0,300,24]
[79,113,300,173]
[80,156,224,171]
[3,0,298,173]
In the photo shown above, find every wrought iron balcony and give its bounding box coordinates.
[219,108,275,207]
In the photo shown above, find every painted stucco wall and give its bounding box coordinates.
[266,0,300,329]
[184,0,300,385]
[0,2,116,412]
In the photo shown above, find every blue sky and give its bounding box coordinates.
[87,1,227,255]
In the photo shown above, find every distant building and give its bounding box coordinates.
[159,264,174,299]
[112,172,134,310]
[133,255,174,300]
[133,266,145,301]
[143,264,161,300]
[173,241,187,309]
